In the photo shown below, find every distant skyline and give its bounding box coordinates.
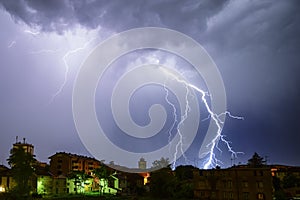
[0,0,300,168]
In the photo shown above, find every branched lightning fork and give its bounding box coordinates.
[163,74,194,169]
[160,67,243,169]
[163,80,178,144]
[49,37,97,103]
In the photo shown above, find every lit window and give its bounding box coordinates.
[257,193,264,200]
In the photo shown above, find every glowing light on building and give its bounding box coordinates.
[0,186,5,192]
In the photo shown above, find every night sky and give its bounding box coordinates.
[0,0,299,169]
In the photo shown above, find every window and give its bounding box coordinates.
[211,191,216,198]
[257,181,263,188]
[243,181,249,188]
[228,180,233,188]
[229,192,234,199]
[260,171,263,176]
[200,191,205,197]
[257,193,264,200]
[223,180,227,188]
[243,192,249,200]
[198,181,205,188]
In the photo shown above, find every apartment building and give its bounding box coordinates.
[49,152,102,176]
[193,166,273,200]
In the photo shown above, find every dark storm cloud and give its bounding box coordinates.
[0,0,229,34]
[200,0,300,105]
[204,1,300,54]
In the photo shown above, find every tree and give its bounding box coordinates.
[7,147,35,198]
[93,166,110,195]
[151,157,170,169]
[68,170,89,194]
[282,173,300,189]
[175,165,195,181]
[247,152,266,167]
[174,165,196,199]
[149,167,177,198]
[272,176,287,200]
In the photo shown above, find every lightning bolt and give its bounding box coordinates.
[163,78,192,169]
[163,81,178,144]
[49,37,97,103]
[160,67,243,169]
[24,29,40,35]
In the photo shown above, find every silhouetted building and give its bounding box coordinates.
[193,166,273,200]
[48,152,101,176]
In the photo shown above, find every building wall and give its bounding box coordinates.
[193,167,273,200]
[49,152,101,176]
[37,175,52,195]
[0,176,16,192]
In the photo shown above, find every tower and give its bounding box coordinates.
[138,158,147,170]
[12,137,34,156]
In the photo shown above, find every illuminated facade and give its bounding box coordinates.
[1,140,146,197]
[0,165,13,193]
